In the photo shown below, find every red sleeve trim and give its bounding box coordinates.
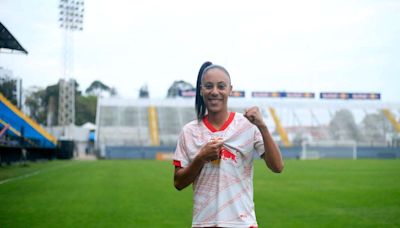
[173,160,182,168]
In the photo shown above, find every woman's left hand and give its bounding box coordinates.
[244,106,266,129]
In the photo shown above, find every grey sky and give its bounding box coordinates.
[1,0,399,101]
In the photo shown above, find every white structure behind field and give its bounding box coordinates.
[96,98,400,157]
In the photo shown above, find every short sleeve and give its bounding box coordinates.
[173,130,190,168]
[254,127,265,157]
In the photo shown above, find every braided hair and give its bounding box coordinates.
[195,61,212,121]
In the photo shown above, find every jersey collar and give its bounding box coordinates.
[203,112,235,132]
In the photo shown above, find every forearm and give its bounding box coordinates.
[174,156,206,190]
[258,125,284,173]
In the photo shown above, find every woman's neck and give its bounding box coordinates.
[207,110,230,130]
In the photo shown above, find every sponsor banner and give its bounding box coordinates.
[286,92,315,98]
[252,91,315,98]
[320,92,381,100]
[350,93,381,100]
[320,92,349,100]
[230,90,245,97]
[252,91,281,98]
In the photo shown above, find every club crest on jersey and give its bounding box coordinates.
[220,147,237,163]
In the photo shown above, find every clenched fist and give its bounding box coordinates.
[244,106,266,129]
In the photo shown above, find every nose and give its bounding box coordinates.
[210,88,218,97]
[210,86,219,96]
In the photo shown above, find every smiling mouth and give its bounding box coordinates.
[209,99,222,104]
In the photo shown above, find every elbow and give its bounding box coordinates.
[173,169,189,191]
[174,180,185,191]
[265,158,284,173]
[271,163,284,173]
[273,166,284,173]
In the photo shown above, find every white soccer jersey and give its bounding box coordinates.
[173,112,265,228]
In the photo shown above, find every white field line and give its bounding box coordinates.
[0,162,80,185]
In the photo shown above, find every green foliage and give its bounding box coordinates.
[24,83,61,125]
[329,109,360,141]
[167,80,194,97]
[360,112,392,141]
[1,160,399,227]
[24,89,47,125]
[44,84,59,109]
[85,80,113,97]
[75,95,97,125]
[24,80,100,126]
[0,80,18,106]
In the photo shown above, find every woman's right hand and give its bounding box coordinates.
[174,138,224,190]
[197,138,224,163]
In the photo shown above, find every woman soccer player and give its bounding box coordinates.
[173,61,284,228]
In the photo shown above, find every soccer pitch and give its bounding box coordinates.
[0,159,399,227]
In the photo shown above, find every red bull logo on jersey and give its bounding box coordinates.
[220,147,237,163]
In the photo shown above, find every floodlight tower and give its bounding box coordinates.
[58,0,84,126]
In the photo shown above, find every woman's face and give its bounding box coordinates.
[201,68,232,115]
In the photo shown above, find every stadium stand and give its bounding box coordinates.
[96,97,400,159]
[0,93,57,164]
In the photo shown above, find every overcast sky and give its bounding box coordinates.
[1,0,399,101]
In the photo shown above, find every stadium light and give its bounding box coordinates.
[58,0,84,127]
[59,0,84,31]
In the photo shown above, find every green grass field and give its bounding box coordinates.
[0,159,399,227]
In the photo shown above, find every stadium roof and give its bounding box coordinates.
[0,22,28,54]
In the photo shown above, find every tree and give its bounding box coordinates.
[24,80,98,126]
[85,80,116,97]
[75,95,97,125]
[359,112,391,142]
[167,80,194,97]
[24,87,47,125]
[0,79,18,106]
[329,109,360,141]
[24,83,60,125]
[109,87,117,97]
[44,83,59,126]
[139,84,149,98]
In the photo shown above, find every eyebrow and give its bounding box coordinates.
[203,81,227,84]
[203,81,230,84]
